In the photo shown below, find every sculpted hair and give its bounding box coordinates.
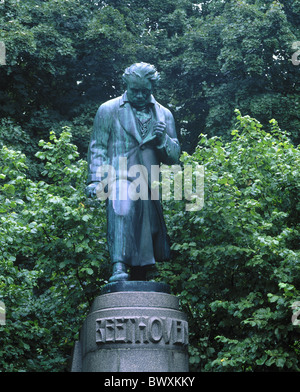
[122,62,160,86]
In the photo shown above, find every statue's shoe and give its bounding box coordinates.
[108,271,129,282]
[108,262,129,282]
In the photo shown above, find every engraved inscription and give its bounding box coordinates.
[96,316,188,346]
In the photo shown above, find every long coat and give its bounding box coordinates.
[87,92,181,267]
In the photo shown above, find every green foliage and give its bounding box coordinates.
[0,0,137,155]
[161,0,300,151]
[0,128,109,371]
[1,0,298,156]
[160,110,300,371]
[0,118,39,179]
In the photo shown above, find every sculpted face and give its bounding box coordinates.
[126,76,152,110]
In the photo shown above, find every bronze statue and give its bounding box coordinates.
[86,63,180,282]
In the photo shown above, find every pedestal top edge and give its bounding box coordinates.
[90,290,180,312]
[100,281,171,295]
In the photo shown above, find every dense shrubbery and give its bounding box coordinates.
[0,129,109,371]
[160,110,300,371]
[0,112,299,371]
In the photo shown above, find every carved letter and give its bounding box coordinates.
[135,317,149,343]
[115,318,127,342]
[173,320,185,345]
[96,319,106,343]
[105,318,115,342]
[148,317,163,343]
[162,317,173,344]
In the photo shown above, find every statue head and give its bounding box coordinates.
[122,62,160,110]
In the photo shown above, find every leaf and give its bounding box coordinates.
[276,358,286,368]
[86,268,94,275]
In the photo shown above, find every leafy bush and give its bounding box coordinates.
[160,110,300,371]
[0,128,109,371]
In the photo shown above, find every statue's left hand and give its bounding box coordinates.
[85,182,99,198]
[153,121,166,145]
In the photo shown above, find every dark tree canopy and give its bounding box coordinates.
[0,0,299,155]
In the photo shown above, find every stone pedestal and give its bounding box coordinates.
[70,282,189,372]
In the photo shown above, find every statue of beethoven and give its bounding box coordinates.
[86,62,180,282]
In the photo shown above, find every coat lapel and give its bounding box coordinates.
[118,94,142,143]
[152,98,165,124]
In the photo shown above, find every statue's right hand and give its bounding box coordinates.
[85,182,99,198]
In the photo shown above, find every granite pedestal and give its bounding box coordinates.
[70,281,189,372]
